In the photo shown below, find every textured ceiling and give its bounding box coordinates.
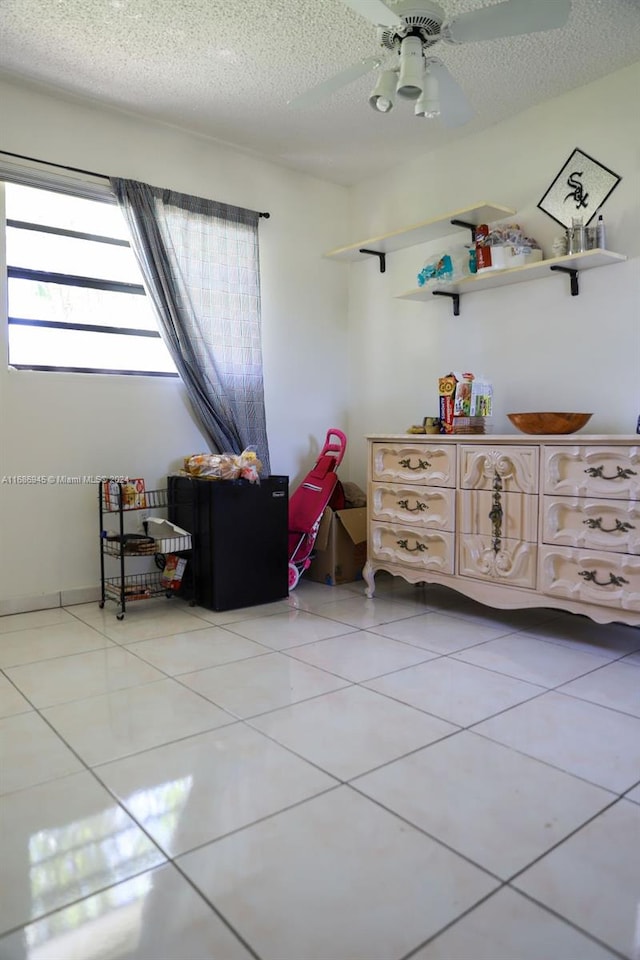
[1,0,640,185]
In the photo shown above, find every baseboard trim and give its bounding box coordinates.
[0,592,62,617]
[0,586,101,617]
[61,586,101,607]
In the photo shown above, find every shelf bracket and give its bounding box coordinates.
[432,290,460,316]
[359,248,386,273]
[450,219,478,242]
[549,265,579,296]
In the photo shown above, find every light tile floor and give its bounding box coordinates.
[0,576,639,960]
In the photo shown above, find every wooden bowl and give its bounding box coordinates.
[507,412,593,435]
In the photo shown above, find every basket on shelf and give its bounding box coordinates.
[452,416,491,435]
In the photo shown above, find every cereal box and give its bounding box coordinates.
[438,374,458,434]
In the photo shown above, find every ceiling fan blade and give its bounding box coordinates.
[288,57,382,108]
[340,0,403,27]
[428,61,474,128]
[445,0,571,44]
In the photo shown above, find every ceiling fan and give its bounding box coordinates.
[290,0,571,127]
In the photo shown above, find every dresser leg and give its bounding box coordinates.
[363,560,376,598]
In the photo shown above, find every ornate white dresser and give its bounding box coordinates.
[364,435,640,626]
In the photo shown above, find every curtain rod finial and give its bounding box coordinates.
[259,211,270,219]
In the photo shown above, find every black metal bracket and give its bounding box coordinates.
[359,248,386,273]
[549,265,579,296]
[450,219,478,242]
[432,290,460,316]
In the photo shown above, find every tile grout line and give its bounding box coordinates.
[2,594,638,957]
[0,864,181,945]
[551,687,640,723]
[396,885,509,960]
[6,618,637,724]
[505,791,635,886]
[1,697,265,957]
[504,883,633,960]
[142,781,344,863]
[467,721,632,795]
[279,643,443,683]
[1,670,245,794]
[399,879,631,960]
[3,613,637,806]
[2,742,625,959]
[345,780,506,884]
[4,624,634,798]
[168,671,356,722]
[165,860,264,960]
[346,784,630,959]
[366,615,640,668]
[447,648,640,710]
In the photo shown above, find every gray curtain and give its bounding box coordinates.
[111,178,270,473]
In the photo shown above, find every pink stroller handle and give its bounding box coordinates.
[320,428,347,467]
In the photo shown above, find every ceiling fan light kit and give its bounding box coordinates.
[296,0,571,128]
[397,35,425,99]
[369,69,398,112]
[414,68,440,118]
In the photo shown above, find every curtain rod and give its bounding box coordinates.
[0,149,271,218]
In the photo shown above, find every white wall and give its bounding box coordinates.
[3,63,639,609]
[0,78,349,610]
[345,62,640,488]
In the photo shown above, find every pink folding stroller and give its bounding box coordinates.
[288,428,347,590]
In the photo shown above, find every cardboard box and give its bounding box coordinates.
[145,517,192,552]
[306,506,368,586]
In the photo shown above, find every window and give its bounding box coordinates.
[4,182,177,376]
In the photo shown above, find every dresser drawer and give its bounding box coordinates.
[370,521,454,574]
[459,535,537,588]
[371,443,456,487]
[459,490,538,542]
[460,445,538,493]
[370,483,454,531]
[543,496,640,554]
[544,445,640,500]
[539,545,640,612]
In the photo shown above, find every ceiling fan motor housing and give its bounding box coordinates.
[379,0,446,51]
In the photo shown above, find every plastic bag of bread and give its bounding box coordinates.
[182,447,263,481]
[183,453,240,479]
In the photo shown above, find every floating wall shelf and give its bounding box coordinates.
[324,202,516,272]
[396,249,627,314]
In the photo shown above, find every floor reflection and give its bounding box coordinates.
[23,776,193,955]
[23,875,151,959]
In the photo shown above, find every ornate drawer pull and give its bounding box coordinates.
[582,517,635,534]
[397,499,428,513]
[398,457,431,471]
[578,569,629,588]
[488,503,503,524]
[490,472,503,555]
[584,465,637,481]
[397,539,428,553]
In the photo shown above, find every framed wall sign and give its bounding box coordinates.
[537,148,621,229]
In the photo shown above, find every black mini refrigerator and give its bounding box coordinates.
[168,474,289,611]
